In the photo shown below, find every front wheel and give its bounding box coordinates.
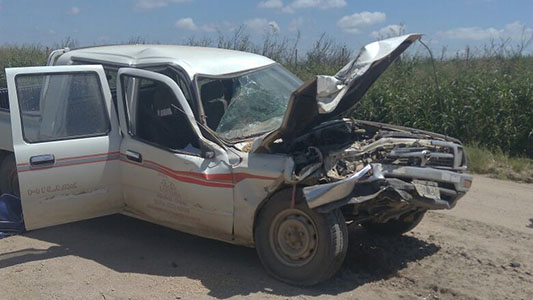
[361,211,426,236]
[254,190,348,286]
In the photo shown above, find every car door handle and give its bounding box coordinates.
[125,150,142,163]
[30,154,55,167]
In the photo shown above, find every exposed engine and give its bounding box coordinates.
[262,119,473,225]
[284,119,467,185]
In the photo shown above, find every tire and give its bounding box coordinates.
[254,189,348,286]
[362,211,426,236]
[0,154,20,198]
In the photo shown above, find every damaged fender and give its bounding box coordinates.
[302,162,469,214]
[303,164,378,208]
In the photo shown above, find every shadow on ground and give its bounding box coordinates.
[0,214,439,298]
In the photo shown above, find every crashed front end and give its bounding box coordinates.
[288,120,472,223]
[252,33,472,224]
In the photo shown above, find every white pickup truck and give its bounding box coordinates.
[0,34,472,285]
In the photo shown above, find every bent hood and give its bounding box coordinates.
[253,34,421,153]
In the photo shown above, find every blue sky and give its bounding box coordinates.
[0,0,532,54]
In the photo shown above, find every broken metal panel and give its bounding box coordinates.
[380,164,473,193]
[304,161,472,213]
[303,164,377,208]
[316,34,421,114]
[290,119,473,213]
[313,178,414,214]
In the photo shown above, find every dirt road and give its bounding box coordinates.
[1,175,532,300]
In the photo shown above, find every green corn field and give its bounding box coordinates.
[1,36,532,159]
[353,56,533,157]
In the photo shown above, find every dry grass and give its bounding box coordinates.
[466,145,533,182]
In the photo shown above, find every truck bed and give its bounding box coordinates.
[0,88,13,152]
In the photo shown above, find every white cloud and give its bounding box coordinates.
[245,18,280,33]
[175,17,216,32]
[337,11,386,34]
[289,17,304,32]
[289,0,320,9]
[439,22,533,41]
[133,0,192,10]
[258,0,283,8]
[440,26,500,40]
[69,6,81,15]
[371,24,406,39]
[175,18,197,31]
[319,0,346,9]
[281,0,345,13]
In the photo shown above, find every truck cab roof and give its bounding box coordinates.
[55,44,275,78]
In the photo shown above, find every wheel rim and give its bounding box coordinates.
[269,208,318,267]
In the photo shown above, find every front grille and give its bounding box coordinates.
[387,146,456,169]
[427,156,454,168]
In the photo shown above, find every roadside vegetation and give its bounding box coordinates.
[1,31,532,182]
[465,145,533,183]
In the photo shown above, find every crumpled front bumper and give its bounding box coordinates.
[302,163,473,211]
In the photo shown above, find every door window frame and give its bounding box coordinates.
[71,61,196,116]
[13,70,113,144]
[118,70,204,157]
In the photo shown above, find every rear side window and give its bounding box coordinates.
[15,72,110,143]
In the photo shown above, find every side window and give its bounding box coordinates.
[121,75,200,154]
[15,72,110,143]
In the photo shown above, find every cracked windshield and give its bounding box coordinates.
[198,64,302,140]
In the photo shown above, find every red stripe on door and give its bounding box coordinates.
[16,151,277,188]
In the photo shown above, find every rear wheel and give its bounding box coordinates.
[0,154,20,198]
[254,190,348,286]
[361,211,426,236]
